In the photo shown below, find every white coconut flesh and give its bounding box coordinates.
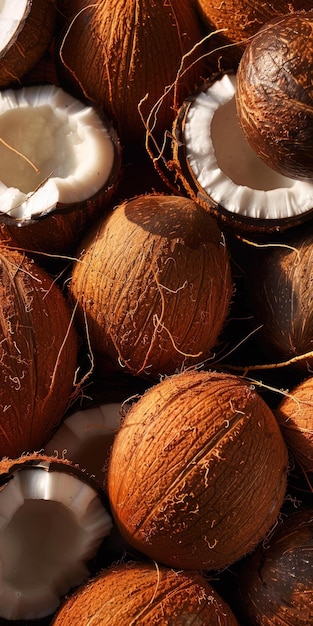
[0,84,115,220]
[184,73,313,220]
[45,403,128,484]
[0,0,28,52]
[0,466,112,620]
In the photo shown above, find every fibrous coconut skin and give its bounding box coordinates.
[52,560,239,625]
[69,194,232,378]
[0,246,78,458]
[236,11,313,182]
[236,507,313,625]
[244,230,313,371]
[0,0,56,88]
[275,377,313,473]
[172,72,313,233]
[0,453,112,621]
[0,83,120,254]
[56,0,206,144]
[107,369,288,571]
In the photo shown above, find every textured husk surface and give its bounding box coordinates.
[276,376,313,472]
[236,507,313,625]
[107,369,288,571]
[56,0,206,144]
[0,247,78,458]
[0,0,56,88]
[52,561,239,625]
[69,194,232,378]
[236,11,313,181]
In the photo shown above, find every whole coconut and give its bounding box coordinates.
[276,376,313,473]
[236,10,313,181]
[236,507,313,625]
[0,246,78,457]
[52,561,239,625]
[69,194,232,378]
[56,0,205,144]
[107,369,288,571]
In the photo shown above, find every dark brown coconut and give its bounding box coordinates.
[276,377,313,473]
[0,84,120,256]
[236,507,313,625]
[171,72,313,235]
[236,11,313,181]
[107,369,288,571]
[244,230,313,372]
[0,0,56,88]
[69,194,232,378]
[53,561,239,625]
[0,246,78,458]
[56,0,205,144]
[0,452,112,621]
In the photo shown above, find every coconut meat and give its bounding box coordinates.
[184,73,313,220]
[0,84,116,220]
[0,466,112,620]
[0,0,28,51]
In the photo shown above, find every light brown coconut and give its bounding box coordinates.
[107,369,288,571]
[56,0,206,144]
[69,194,233,378]
[0,246,78,458]
[53,560,239,625]
[0,0,56,88]
[276,377,313,473]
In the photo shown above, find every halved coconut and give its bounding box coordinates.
[0,0,56,88]
[0,453,112,621]
[0,83,120,253]
[172,72,313,234]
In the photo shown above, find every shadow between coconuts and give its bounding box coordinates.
[155,71,313,237]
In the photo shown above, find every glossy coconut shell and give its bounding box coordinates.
[107,369,288,571]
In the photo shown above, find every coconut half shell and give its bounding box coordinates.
[171,72,313,234]
[0,453,112,621]
[0,0,56,88]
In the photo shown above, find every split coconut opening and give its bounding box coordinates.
[0,466,112,620]
[0,0,27,51]
[0,84,115,220]
[184,73,313,220]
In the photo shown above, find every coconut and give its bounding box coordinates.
[171,71,313,234]
[0,83,120,255]
[0,245,78,458]
[0,452,112,621]
[0,0,56,88]
[52,560,239,625]
[276,376,313,473]
[236,506,313,625]
[56,0,205,145]
[195,1,313,53]
[69,194,232,378]
[244,229,313,371]
[236,11,313,182]
[107,369,288,571]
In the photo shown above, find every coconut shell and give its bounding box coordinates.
[236,507,313,625]
[53,561,239,625]
[0,246,78,458]
[0,0,57,88]
[276,376,313,473]
[69,194,233,378]
[107,369,288,571]
[236,11,313,181]
[56,0,206,144]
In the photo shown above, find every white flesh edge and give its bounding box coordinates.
[184,74,313,220]
[0,0,28,51]
[45,403,128,484]
[0,468,112,620]
[0,84,115,219]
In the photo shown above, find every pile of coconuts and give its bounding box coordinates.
[0,0,312,623]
